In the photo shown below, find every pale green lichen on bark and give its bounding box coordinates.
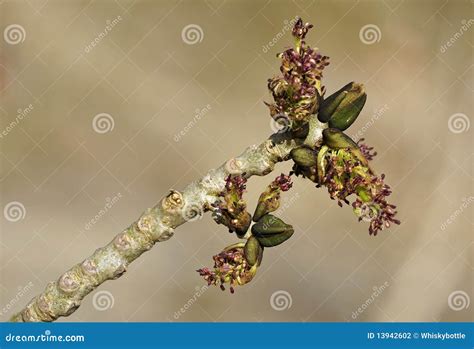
[10,125,323,322]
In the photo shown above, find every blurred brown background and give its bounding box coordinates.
[0,0,472,322]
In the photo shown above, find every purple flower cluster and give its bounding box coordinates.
[357,138,378,161]
[196,247,255,293]
[272,173,293,192]
[266,18,330,128]
[321,148,400,235]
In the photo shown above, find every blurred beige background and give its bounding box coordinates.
[0,0,472,322]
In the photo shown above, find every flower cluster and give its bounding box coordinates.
[321,147,400,235]
[266,18,330,130]
[211,175,252,237]
[196,246,256,293]
[357,138,377,161]
[272,173,293,192]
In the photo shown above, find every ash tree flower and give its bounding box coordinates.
[199,17,399,293]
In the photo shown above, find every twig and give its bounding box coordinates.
[10,130,323,322]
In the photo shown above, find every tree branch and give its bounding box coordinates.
[10,129,324,322]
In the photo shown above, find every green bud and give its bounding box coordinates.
[251,214,294,247]
[244,236,264,266]
[290,146,317,168]
[322,128,368,166]
[253,191,279,222]
[318,82,366,131]
[232,212,252,238]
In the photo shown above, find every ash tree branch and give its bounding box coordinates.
[10,131,315,322]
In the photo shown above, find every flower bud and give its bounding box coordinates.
[318,82,366,131]
[251,214,294,247]
[290,146,317,168]
[244,236,264,266]
[322,128,368,166]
